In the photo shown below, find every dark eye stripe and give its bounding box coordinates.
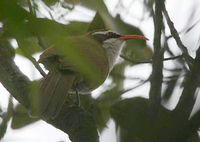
[90,31,121,43]
[107,32,121,38]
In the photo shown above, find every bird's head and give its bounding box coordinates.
[90,30,148,48]
[89,30,148,69]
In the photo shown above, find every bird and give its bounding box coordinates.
[38,30,148,120]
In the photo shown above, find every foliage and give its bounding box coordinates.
[0,0,200,142]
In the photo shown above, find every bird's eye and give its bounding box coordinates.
[107,32,120,38]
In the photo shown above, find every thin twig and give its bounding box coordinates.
[111,72,146,81]
[166,16,200,40]
[163,5,194,70]
[120,79,149,95]
[26,0,46,77]
[27,0,35,15]
[28,56,46,77]
[120,54,182,64]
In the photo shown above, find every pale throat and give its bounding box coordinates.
[103,38,125,71]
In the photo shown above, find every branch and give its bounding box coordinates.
[0,41,30,107]
[149,0,164,115]
[120,54,182,64]
[120,79,149,95]
[0,96,13,140]
[111,72,146,81]
[15,39,46,77]
[163,5,194,70]
[27,55,46,77]
[174,47,200,119]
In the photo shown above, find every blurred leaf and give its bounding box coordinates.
[94,62,127,131]
[0,0,87,39]
[29,80,41,117]
[66,21,89,35]
[24,18,85,38]
[113,15,152,62]
[144,0,155,11]
[65,0,118,30]
[122,45,152,63]
[79,95,110,131]
[110,97,149,133]
[16,0,29,7]
[52,106,99,142]
[95,85,124,131]
[87,12,107,32]
[110,97,157,141]
[15,20,89,56]
[110,97,199,142]
[93,101,110,131]
[0,0,34,38]
[43,0,59,6]
[16,38,42,56]
[65,0,105,11]
[11,104,39,129]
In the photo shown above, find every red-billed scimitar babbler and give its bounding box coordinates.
[38,30,148,119]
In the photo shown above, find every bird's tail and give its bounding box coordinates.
[39,71,75,120]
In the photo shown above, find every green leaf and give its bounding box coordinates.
[65,0,105,11]
[11,104,39,129]
[52,106,99,142]
[0,1,87,39]
[87,12,107,32]
[16,38,42,56]
[43,0,59,6]
[112,15,152,62]
[29,80,41,117]
[15,20,89,56]
[110,97,151,141]
[66,21,90,35]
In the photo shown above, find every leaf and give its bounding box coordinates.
[30,19,89,37]
[65,0,105,11]
[78,95,109,132]
[11,104,39,129]
[51,106,99,142]
[110,97,150,141]
[66,21,90,35]
[87,12,107,32]
[16,38,42,56]
[15,20,89,56]
[0,0,34,38]
[111,97,185,142]
[113,15,152,62]
[0,1,87,39]
[29,80,41,117]
[43,0,59,6]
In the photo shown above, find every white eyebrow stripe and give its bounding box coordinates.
[91,30,113,35]
[92,31,108,35]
